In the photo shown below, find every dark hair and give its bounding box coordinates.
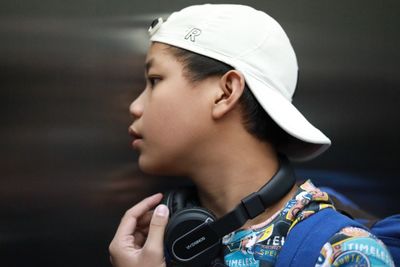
[166,45,289,148]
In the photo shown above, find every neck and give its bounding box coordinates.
[187,133,297,228]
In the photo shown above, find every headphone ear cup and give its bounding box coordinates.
[165,207,221,266]
[162,187,198,215]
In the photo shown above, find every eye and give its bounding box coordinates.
[148,76,161,88]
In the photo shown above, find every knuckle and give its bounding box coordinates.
[124,208,134,217]
[151,217,167,228]
[108,239,124,257]
[123,209,138,222]
[150,219,163,227]
[108,242,117,255]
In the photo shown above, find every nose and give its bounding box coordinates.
[129,92,144,119]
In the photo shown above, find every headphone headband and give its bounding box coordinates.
[165,155,296,266]
[209,156,295,237]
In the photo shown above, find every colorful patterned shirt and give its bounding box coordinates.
[221,180,394,267]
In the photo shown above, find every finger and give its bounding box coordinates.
[114,193,163,240]
[137,211,153,227]
[133,230,148,247]
[144,204,169,253]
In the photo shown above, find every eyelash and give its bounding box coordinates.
[148,76,161,88]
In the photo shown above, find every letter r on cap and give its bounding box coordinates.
[185,28,202,42]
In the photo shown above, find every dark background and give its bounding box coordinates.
[1,1,399,266]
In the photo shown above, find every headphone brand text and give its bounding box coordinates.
[186,236,206,250]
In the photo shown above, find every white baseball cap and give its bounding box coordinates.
[147,4,331,161]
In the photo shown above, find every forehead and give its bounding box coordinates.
[145,42,180,72]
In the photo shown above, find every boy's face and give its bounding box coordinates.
[129,42,217,175]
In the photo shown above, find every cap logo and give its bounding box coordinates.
[185,28,202,42]
[148,17,163,36]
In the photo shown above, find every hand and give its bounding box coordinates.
[109,193,169,267]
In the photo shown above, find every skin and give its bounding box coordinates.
[109,193,169,267]
[109,42,297,267]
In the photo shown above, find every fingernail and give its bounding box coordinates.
[155,204,168,217]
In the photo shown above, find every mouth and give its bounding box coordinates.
[128,127,143,148]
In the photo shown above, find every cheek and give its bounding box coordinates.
[146,101,201,144]
[139,106,202,174]
[143,91,209,155]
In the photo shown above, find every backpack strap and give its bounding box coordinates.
[370,214,400,265]
[276,208,366,267]
[320,186,379,228]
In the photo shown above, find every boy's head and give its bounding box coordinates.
[146,4,331,161]
[165,45,289,151]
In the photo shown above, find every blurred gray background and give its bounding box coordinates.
[1,0,399,266]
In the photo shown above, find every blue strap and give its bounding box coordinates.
[371,214,400,265]
[276,208,365,267]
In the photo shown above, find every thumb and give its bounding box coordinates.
[144,204,169,253]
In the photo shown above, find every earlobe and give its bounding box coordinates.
[212,70,246,119]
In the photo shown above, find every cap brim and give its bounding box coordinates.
[243,70,331,161]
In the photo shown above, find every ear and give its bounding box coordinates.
[212,70,246,119]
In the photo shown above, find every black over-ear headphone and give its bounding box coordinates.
[162,156,296,266]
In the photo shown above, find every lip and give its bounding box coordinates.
[129,127,143,149]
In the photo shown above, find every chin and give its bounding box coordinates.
[138,156,181,176]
